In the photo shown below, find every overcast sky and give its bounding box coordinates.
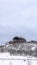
[0,0,37,44]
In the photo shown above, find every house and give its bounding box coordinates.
[13,36,26,43]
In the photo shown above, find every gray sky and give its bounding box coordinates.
[0,0,37,44]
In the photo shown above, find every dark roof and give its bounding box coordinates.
[13,36,26,43]
[13,37,19,40]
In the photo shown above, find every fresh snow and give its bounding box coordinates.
[0,52,37,65]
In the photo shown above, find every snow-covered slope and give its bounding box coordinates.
[0,42,37,65]
[0,42,37,57]
[0,52,37,65]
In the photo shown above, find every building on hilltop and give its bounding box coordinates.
[13,36,26,43]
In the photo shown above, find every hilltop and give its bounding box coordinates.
[0,36,37,57]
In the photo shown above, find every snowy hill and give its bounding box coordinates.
[0,42,37,57]
[0,42,37,65]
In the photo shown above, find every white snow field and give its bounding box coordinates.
[0,53,37,65]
